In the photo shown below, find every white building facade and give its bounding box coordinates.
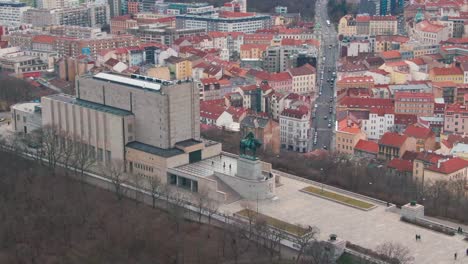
[279,107,311,152]
[362,111,395,140]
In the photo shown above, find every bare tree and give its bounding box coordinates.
[130,172,143,205]
[196,186,211,223]
[294,225,319,264]
[73,141,96,179]
[60,133,75,176]
[148,176,163,208]
[205,197,219,225]
[101,160,127,201]
[375,242,414,264]
[239,201,257,239]
[41,125,62,172]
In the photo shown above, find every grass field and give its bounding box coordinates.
[301,186,375,210]
[235,209,310,236]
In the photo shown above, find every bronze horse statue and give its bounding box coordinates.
[240,132,262,158]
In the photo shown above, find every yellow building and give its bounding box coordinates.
[379,61,410,84]
[338,15,356,36]
[166,56,192,80]
[429,67,464,83]
[421,158,468,187]
[335,119,367,155]
[240,44,268,60]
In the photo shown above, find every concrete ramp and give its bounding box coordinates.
[207,175,241,204]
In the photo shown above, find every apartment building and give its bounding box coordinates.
[0,1,31,26]
[37,0,78,9]
[279,106,311,152]
[444,103,468,135]
[378,132,413,160]
[362,108,395,140]
[176,12,272,33]
[336,120,367,155]
[394,92,434,117]
[288,64,316,95]
[46,25,105,38]
[354,15,397,35]
[10,102,42,134]
[413,20,450,45]
[338,15,356,37]
[23,3,110,28]
[127,24,206,46]
[429,67,464,84]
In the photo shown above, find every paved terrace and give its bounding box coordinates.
[221,176,468,264]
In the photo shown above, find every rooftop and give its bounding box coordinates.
[46,94,133,116]
[379,132,408,148]
[431,67,463,75]
[426,157,468,174]
[403,124,434,139]
[387,158,413,172]
[126,141,184,158]
[92,72,165,91]
[354,139,379,154]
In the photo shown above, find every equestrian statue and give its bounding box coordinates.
[239,132,262,159]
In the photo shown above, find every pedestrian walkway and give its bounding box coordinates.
[220,177,468,264]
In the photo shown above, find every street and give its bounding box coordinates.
[311,0,338,151]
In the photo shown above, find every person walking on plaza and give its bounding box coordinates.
[454,252,457,260]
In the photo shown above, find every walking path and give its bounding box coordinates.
[220,176,468,264]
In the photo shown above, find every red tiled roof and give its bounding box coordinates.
[430,67,463,75]
[385,61,408,67]
[379,132,408,147]
[354,139,379,154]
[356,15,370,22]
[369,69,390,75]
[244,33,274,41]
[339,97,394,108]
[200,101,225,120]
[280,106,309,119]
[288,64,316,76]
[410,57,425,65]
[32,35,56,44]
[371,15,397,21]
[240,44,268,51]
[394,92,434,101]
[226,106,246,121]
[416,151,449,164]
[380,50,401,59]
[219,11,256,18]
[201,78,219,85]
[443,37,468,45]
[404,124,434,139]
[417,20,446,33]
[426,157,468,174]
[369,107,394,116]
[268,72,292,82]
[388,158,413,172]
[337,76,374,85]
[445,103,468,113]
[394,114,418,125]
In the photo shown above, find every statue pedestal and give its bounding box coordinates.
[237,157,263,181]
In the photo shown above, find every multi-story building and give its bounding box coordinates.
[354,139,379,159]
[263,45,318,73]
[394,92,434,117]
[240,44,268,60]
[403,124,436,152]
[54,34,139,58]
[368,16,398,35]
[336,76,374,92]
[279,106,311,152]
[338,15,356,37]
[42,72,200,161]
[444,103,468,135]
[378,132,412,160]
[429,67,464,84]
[336,120,367,155]
[165,56,192,80]
[46,25,106,38]
[0,54,48,75]
[10,102,42,134]
[0,1,31,26]
[287,63,316,95]
[127,24,206,46]
[176,12,272,33]
[413,20,450,45]
[110,15,137,34]
[422,157,468,185]
[37,0,78,9]
[362,108,395,140]
[354,15,397,35]
[23,3,110,28]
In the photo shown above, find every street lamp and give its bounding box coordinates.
[320,168,324,193]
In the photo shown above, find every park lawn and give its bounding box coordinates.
[301,186,375,210]
[235,209,310,236]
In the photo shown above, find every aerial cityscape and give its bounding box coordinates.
[0,0,468,262]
